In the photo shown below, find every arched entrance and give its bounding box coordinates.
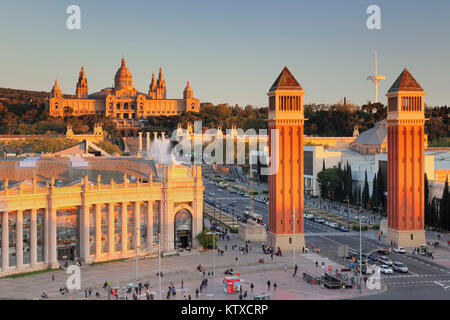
[174,209,192,249]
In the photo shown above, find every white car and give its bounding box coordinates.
[379,256,394,266]
[393,247,406,254]
[329,222,339,229]
[393,261,408,273]
[379,264,394,274]
[304,214,314,220]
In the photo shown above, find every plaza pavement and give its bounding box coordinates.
[0,222,383,300]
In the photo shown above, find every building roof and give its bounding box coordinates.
[388,68,424,93]
[353,120,387,146]
[0,157,158,186]
[269,67,303,92]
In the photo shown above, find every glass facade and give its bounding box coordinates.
[153,201,161,245]
[9,211,16,267]
[127,203,135,251]
[101,204,109,254]
[89,205,95,255]
[23,210,31,265]
[114,204,122,252]
[174,210,192,249]
[140,202,148,248]
[56,207,79,260]
[37,209,44,262]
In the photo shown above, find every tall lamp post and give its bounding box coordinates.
[206,231,216,299]
[292,207,296,270]
[158,245,161,300]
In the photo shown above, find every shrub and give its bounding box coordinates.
[230,227,239,233]
[197,228,219,249]
[352,225,369,231]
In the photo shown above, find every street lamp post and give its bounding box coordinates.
[213,195,216,220]
[359,214,362,295]
[206,231,216,299]
[158,245,161,300]
[292,207,296,270]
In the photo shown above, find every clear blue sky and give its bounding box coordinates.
[0,0,449,107]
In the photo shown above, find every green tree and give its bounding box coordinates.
[362,170,370,209]
[196,228,219,249]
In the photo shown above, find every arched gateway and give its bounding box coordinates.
[174,209,192,249]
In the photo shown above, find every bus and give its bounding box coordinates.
[243,210,264,226]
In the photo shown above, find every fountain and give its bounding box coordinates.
[147,133,172,165]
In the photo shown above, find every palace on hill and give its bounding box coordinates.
[45,57,200,120]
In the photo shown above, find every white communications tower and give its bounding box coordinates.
[367,50,386,103]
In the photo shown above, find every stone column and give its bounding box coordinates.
[95,204,102,258]
[80,177,92,263]
[44,208,49,264]
[146,132,151,155]
[138,132,143,157]
[147,201,153,249]
[108,203,114,255]
[165,200,175,252]
[16,210,23,268]
[30,209,37,265]
[134,202,140,254]
[121,202,127,254]
[1,211,9,269]
[48,207,58,268]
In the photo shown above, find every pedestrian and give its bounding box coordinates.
[51,274,55,282]
[302,247,305,254]
[250,283,254,292]
[284,264,287,272]
[273,282,277,291]
[84,289,88,298]
[195,288,199,298]
[315,261,318,267]
[271,253,273,260]
[181,279,184,289]
[267,280,271,291]
[188,294,192,300]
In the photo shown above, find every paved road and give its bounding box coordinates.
[203,178,450,299]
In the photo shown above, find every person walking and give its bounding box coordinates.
[181,280,184,289]
[51,274,55,282]
[273,282,277,291]
[250,283,254,292]
[284,264,287,272]
[267,280,271,291]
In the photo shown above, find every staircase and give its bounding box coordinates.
[123,137,140,156]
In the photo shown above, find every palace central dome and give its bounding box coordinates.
[114,57,133,91]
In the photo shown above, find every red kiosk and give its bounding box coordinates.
[223,273,241,294]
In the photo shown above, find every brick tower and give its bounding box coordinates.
[267,67,306,250]
[386,68,427,248]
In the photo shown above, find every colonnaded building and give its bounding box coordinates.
[0,157,203,276]
[45,57,200,119]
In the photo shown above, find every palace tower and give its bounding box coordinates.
[386,68,427,247]
[267,67,306,250]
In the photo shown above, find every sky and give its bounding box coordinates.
[0,0,449,107]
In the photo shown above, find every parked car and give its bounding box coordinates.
[393,261,408,273]
[379,264,394,274]
[329,222,339,229]
[379,256,393,266]
[304,214,314,220]
[339,225,349,232]
[393,247,406,254]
